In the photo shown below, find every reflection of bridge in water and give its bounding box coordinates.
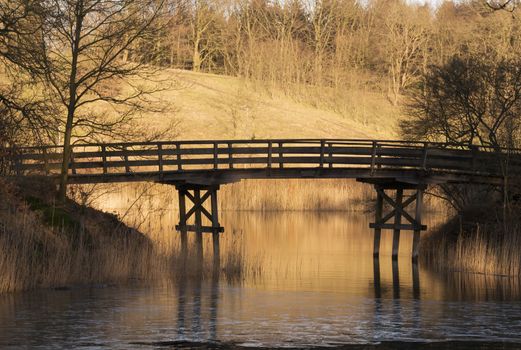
[11,138,520,261]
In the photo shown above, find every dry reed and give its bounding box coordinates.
[221,179,374,211]
[421,213,521,277]
[0,179,159,293]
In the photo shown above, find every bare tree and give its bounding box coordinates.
[14,0,169,201]
[374,0,431,106]
[402,57,521,149]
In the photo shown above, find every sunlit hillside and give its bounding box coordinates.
[141,69,401,140]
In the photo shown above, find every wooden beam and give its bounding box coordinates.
[392,188,403,260]
[412,188,424,262]
[178,189,188,256]
[373,188,383,258]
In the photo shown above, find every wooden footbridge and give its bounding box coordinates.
[9,139,520,261]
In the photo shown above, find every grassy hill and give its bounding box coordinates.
[141,69,401,140]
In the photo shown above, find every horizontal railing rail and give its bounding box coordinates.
[5,139,521,182]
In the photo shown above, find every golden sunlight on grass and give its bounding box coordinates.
[135,69,401,141]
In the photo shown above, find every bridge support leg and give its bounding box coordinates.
[178,189,188,261]
[175,185,224,263]
[373,191,383,258]
[368,183,427,260]
[391,188,404,260]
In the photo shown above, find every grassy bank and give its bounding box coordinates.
[0,178,159,293]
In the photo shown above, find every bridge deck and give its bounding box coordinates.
[9,139,520,185]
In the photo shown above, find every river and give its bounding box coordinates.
[1,211,520,349]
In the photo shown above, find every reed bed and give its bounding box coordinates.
[421,214,521,277]
[0,179,265,293]
[0,179,161,293]
[220,179,374,211]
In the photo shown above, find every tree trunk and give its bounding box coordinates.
[58,0,83,202]
[193,35,201,72]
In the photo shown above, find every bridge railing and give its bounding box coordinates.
[8,139,521,179]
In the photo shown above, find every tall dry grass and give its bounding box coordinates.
[0,179,161,293]
[0,178,267,293]
[421,213,521,277]
[220,179,374,211]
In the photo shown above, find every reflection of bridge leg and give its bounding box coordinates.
[412,261,420,299]
[367,182,427,260]
[373,257,381,299]
[412,188,424,263]
[392,259,400,299]
[177,276,187,337]
[209,262,219,340]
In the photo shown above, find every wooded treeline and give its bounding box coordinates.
[144,0,521,105]
[2,0,521,200]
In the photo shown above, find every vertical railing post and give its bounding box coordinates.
[320,140,325,168]
[422,143,429,170]
[278,142,284,168]
[213,142,218,170]
[371,141,378,175]
[158,143,164,178]
[176,142,182,171]
[43,148,49,175]
[328,142,333,168]
[70,148,77,175]
[101,145,108,174]
[268,141,273,169]
[228,142,234,169]
[377,143,382,170]
[471,145,478,173]
[14,151,22,176]
[123,146,130,173]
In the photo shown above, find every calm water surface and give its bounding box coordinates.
[1,211,521,348]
